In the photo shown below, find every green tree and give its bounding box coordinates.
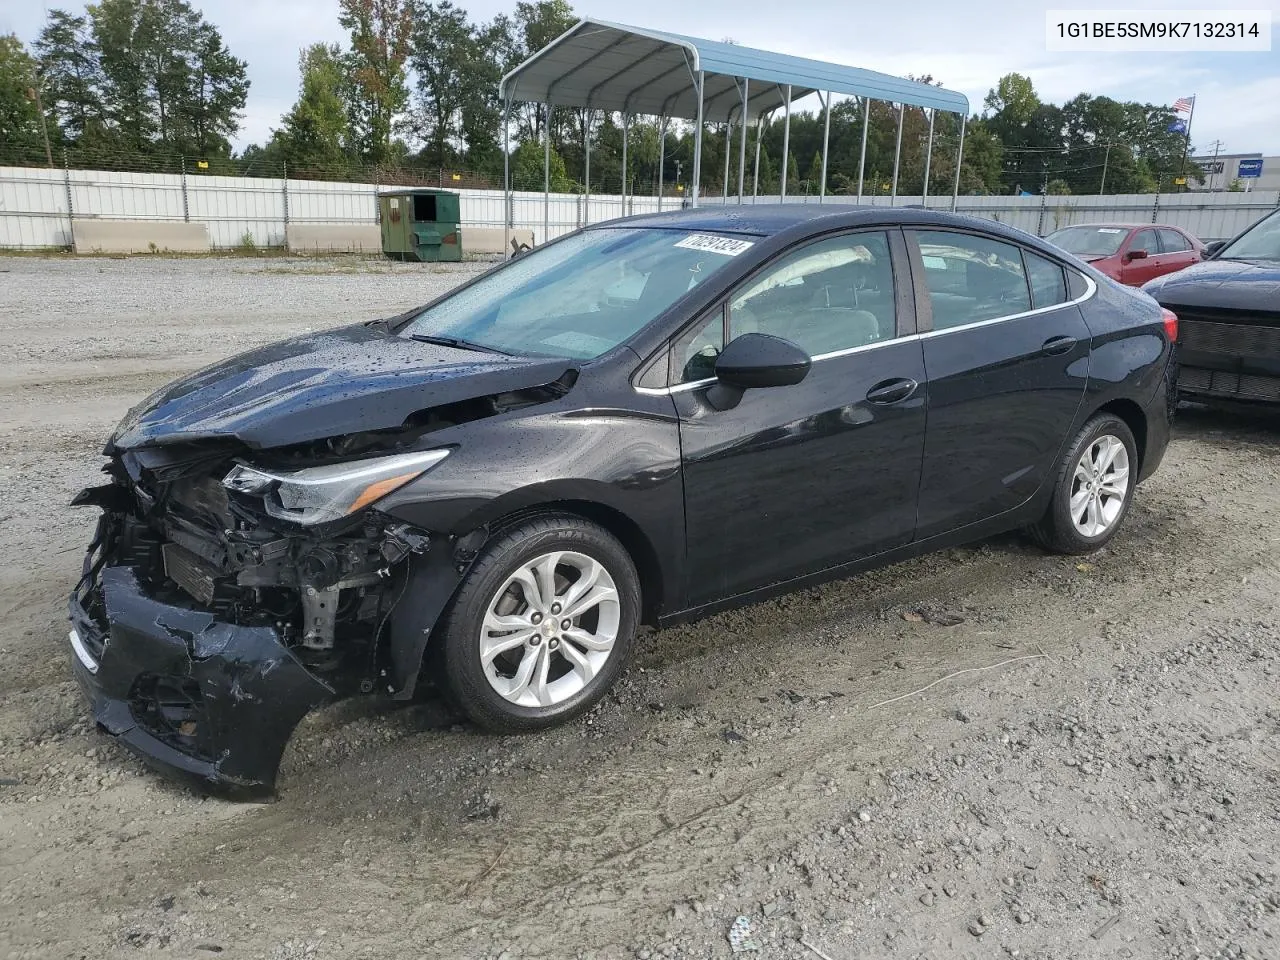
[33,11,102,144]
[180,19,249,155]
[51,0,248,156]
[804,150,823,193]
[0,35,48,160]
[339,0,414,167]
[89,0,157,150]
[409,0,485,168]
[274,44,351,175]
[507,0,576,141]
[511,137,572,191]
[463,13,520,171]
[984,73,1040,127]
[950,117,1003,195]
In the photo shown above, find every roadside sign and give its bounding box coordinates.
[1174,177,1187,185]
[1238,159,1263,178]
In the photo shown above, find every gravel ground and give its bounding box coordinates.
[0,255,1277,960]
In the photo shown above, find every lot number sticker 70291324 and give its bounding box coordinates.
[674,234,756,256]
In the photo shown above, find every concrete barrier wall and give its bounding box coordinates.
[71,219,210,254]
[286,223,381,253]
[466,227,535,254]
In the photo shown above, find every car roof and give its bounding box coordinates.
[589,203,1047,243]
[1053,222,1188,232]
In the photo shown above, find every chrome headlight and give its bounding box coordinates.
[223,449,451,526]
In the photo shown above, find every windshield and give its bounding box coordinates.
[1218,210,1280,261]
[1045,226,1128,257]
[399,228,755,359]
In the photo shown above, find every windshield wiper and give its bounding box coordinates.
[408,333,512,356]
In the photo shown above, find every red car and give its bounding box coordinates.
[1045,223,1205,286]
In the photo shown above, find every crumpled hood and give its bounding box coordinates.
[109,324,574,451]
[1142,259,1280,312]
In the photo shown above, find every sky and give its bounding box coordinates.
[3,0,1278,155]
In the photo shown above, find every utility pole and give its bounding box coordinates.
[25,71,54,168]
[1206,139,1225,191]
[1099,142,1112,195]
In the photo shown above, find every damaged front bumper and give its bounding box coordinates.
[68,561,336,799]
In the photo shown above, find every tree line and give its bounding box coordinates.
[1,0,1203,195]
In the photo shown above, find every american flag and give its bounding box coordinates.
[1173,96,1195,114]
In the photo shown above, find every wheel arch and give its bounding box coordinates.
[483,499,666,627]
[1092,397,1148,475]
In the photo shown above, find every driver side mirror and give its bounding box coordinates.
[714,333,811,389]
[1204,239,1226,256]
[1125,248,1148,261]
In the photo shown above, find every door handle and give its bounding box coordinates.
[1041,335,1078,356]
[866,377,919,405]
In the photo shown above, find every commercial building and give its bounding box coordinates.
[1189,153,1279,192]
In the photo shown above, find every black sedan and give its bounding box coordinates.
[68,206,1176,796]
[1144,207,1280,404]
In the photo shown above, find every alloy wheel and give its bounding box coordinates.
[1070,434,1130,538]
[479,550,620,708]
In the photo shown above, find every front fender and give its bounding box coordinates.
[377,402,685,696]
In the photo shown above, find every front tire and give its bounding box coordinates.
[1031,414,1138,555]
[436,514,640,732]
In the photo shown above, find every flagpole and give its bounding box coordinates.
[1178,96,1196,191]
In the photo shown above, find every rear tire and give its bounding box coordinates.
[436,514,640,732]
[1031,414,1138,555]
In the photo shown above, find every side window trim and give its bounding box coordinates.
[1021,248,1068,311]
[906,227,1097,337]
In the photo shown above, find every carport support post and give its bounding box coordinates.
[584,109,591,225]
[622,112,629,215]
[780,84,792,201]
[722,120,732,200]
[819,92,831,203]
[922,108,935,205]
[857,96,869,201]
[543,103,552,243]
[737,80,749,204]
[950,114,967,212]
[691,70,704,206]
[752,112,765,203]
[657,118,666,212]
[890,103,903,205]
[502,96,511,254]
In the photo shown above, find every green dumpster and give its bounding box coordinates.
[378,189,462,262]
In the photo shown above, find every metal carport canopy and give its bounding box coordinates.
[499,19,970,121]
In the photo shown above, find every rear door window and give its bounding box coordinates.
[1157,229,1191,253]
[912,230,1032,330]
[1024,250,1069,309]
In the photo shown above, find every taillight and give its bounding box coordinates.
[1160,308,1178,343]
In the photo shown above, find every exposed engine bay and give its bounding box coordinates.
[76,441,431,680]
